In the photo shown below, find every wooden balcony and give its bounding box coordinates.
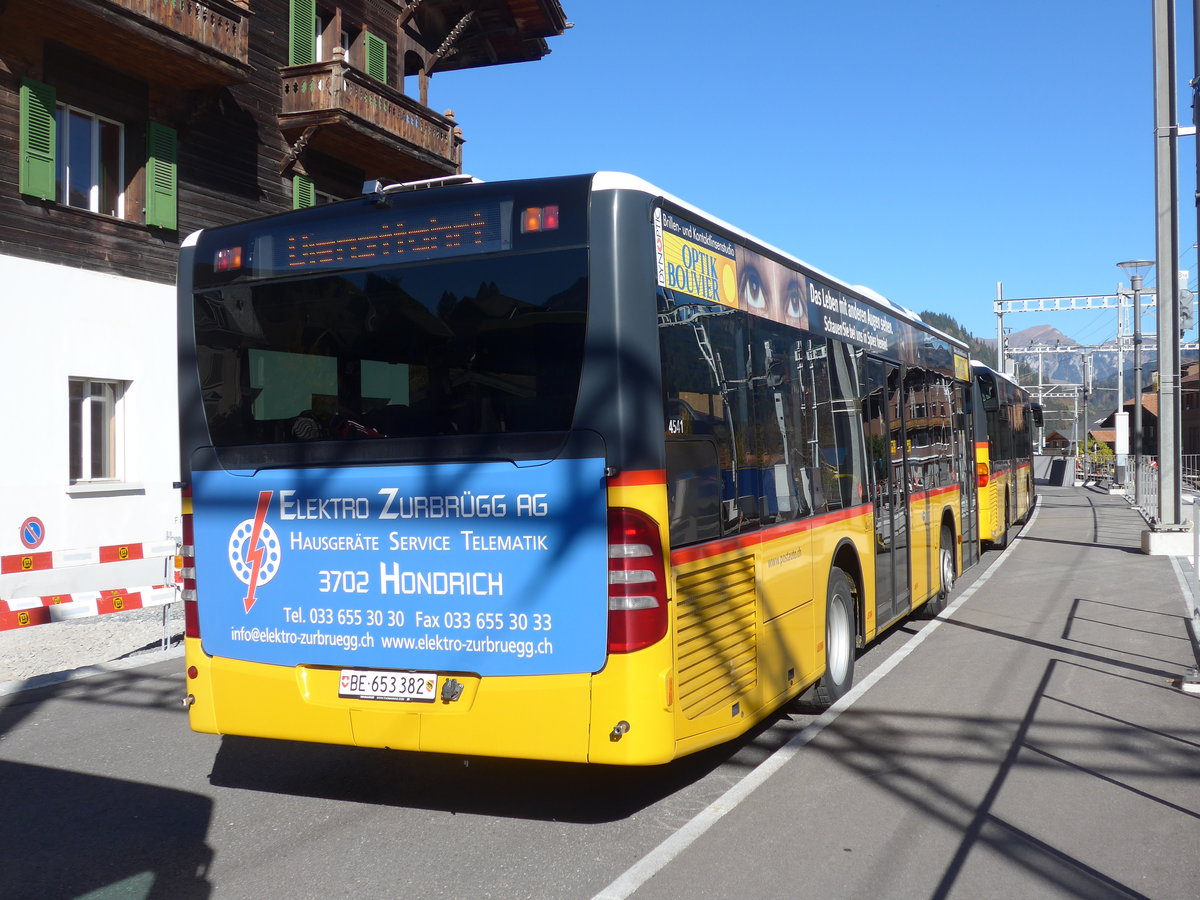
[279,57,464,182]
[8,0,251,88]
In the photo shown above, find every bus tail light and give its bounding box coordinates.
[607,508,668,654]
[213,246,243,271]
[181,485,200,639]
[976,462,990,489]
[521,205,560,233]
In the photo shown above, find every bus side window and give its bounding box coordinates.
[811,338,866,510]
[657,293,753,537]
[666,438,723,545]
[751,324,815,522]
[922,371,956,488]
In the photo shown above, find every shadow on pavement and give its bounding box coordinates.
[806,656,1200,900]
[0,660,184,739]
[0,760,213,899]
[206,717,784,825]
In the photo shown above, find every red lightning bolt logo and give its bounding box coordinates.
[242,490,274,613]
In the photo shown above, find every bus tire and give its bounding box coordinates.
[921,525,955,618]
[814,568,856,707]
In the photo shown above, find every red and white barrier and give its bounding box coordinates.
[0,540,180,632]
[0,540,178,575]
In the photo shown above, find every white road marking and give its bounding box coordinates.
[592,507,1039,900]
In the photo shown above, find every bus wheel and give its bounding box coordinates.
[922,526,955,618]
[815,568,856,707]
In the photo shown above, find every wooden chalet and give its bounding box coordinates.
[0,0,569,597]
[1094,392,1160,457]
[1043,430,1072,454]
[0,0,570,283]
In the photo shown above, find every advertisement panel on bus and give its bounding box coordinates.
[654,207,959,374]
[190,456,609,678]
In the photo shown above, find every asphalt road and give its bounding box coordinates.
[0,658,811,899]
[0,595,932,900]
[3,489,1197,900]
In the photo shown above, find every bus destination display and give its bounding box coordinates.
[285,200,511,270]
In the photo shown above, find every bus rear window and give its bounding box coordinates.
[193,250,587,446]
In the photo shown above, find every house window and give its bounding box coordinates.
[69,379,125,483]
[315,12,333,59]
[292,1,377,77]
[293,174,344,209]
[20,71,175,228]
[317,12,358,65]
[56,105,124,218]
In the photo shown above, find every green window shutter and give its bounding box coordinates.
[290,0,316,65]
[19,79,57,201]
[364,32,387,82]
[146,122,178,230]
[294,174,315,209]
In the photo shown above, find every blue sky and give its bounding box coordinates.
[429,0,1199,350]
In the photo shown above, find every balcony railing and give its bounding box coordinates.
[110,0,250,65]
[280,57,463,178]
[24,0,251,87]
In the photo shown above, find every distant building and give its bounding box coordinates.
[1094,392,1159,458]
[0,0,569,601]
[1043,430,1072,454]
[1182,362,1200,456]
[1088,429,1116,454]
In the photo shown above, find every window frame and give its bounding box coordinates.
[55,102,126,219]
[316,5,365,69]
[69,378,127,485]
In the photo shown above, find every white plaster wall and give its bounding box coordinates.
[0,254,181,599]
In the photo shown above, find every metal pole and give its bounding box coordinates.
[1038,348,1045,451]
[1081,354,1090,465]
[1195,0,1200,342]
[1117,288,1125,414]
[1075,388,1084,458]
[995,282,1006,374]
[1134,273,1144,504]
[1117,287,1127,483]
[1154,0,1183,528]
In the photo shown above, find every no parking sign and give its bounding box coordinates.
[20,517,45,550]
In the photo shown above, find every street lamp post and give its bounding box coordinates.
[1118,259,1154,504]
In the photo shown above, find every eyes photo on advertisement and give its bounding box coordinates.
[737,248,808,329]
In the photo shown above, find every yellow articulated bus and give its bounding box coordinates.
[971,362,1041,550]
[177,173,977,765]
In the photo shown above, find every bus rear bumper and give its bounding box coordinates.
[184,638,677,764]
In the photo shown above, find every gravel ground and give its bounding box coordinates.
[0,603,184,686]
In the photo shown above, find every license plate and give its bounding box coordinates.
[338,669,438,702]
